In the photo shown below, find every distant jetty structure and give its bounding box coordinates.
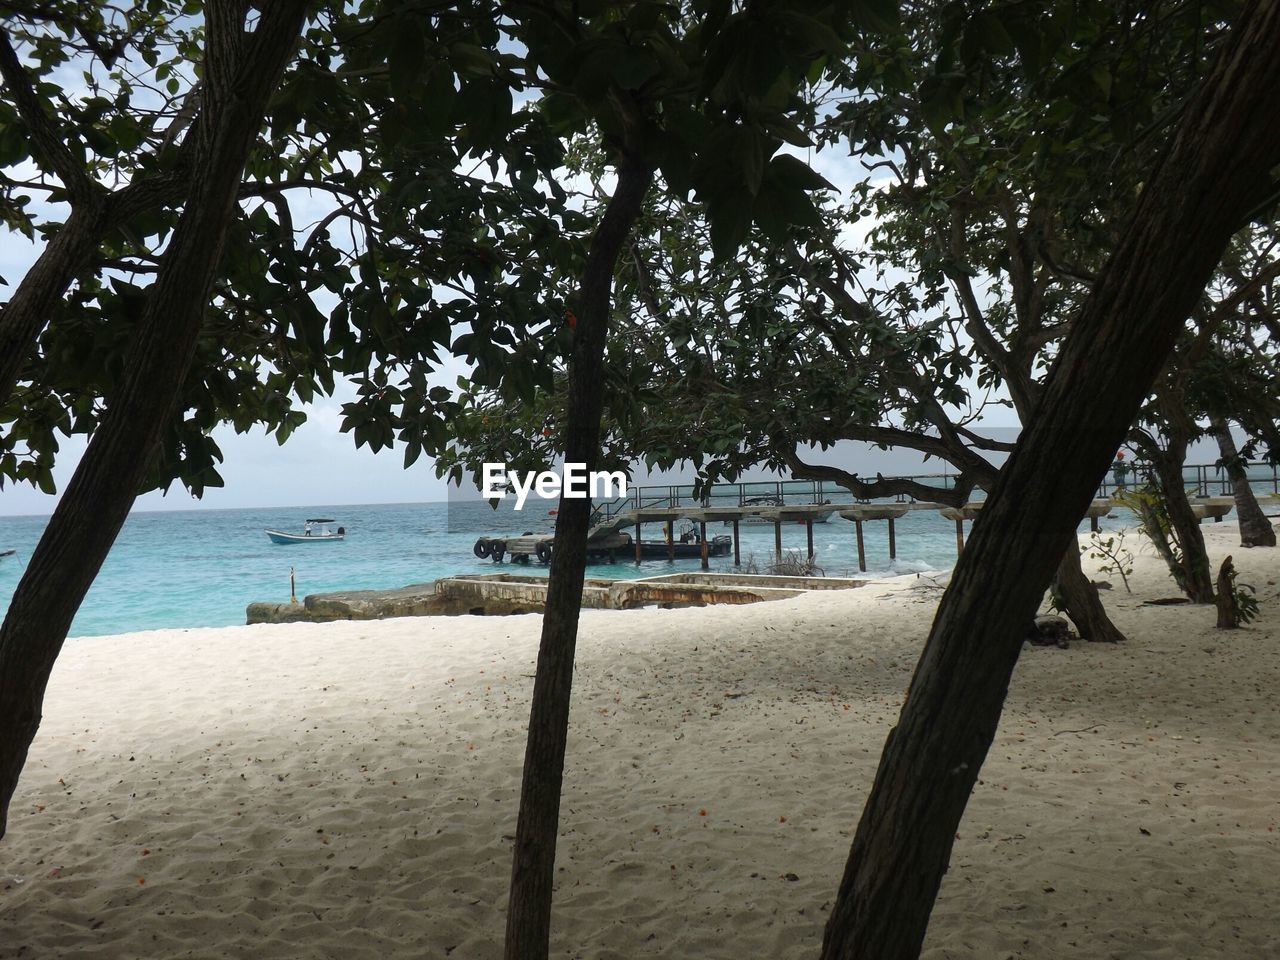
[472,462,1271,573]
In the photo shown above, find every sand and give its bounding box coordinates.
[1,521,1278,959]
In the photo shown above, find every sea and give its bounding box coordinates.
[0,495,1150,638]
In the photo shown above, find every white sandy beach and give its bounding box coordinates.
[1,521,1278,959]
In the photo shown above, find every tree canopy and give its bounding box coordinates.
[2,3,1278,960]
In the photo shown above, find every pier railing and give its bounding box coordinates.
[1097,461,1280,499]
[590,473,962,520]
[590,461,1280,521]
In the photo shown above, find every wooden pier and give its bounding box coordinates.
[473,499,946,572]
[471,475,1239,573]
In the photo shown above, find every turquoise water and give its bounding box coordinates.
[0,497,1142,638]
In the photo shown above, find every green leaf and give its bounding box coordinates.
[1091,61,1112,99]
[767,153,835,192]
[610,46,661,91]
[389,19,427,98]
[971,11,1016,57]
[851,0,900,33]
[708,194,754,261]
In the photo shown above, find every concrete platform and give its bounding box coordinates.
[1190,499,1234,521]
[838,505,910,521]
[246,570,867,624]
[939,503,984,522]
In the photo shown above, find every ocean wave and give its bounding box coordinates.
[863,557,951,579]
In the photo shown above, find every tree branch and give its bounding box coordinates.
[775,440,976,507]
[0,29,96,203]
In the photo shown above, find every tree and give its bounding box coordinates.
[1199,227,1280,547]
[1128,224,1280,591]
[0,1,188,407]
[0,0,575,835]
[0,1,574,497]
[819,0,1280,954]
[1210,414,1277,546]
[445,1,1252,645]
[0,0,311,834]
[497,3,897,956]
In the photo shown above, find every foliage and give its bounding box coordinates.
[440,1,1261,518]
[1217,560,1261,627]
[1129,220,1280,557]
[1115,483,1217,600]
[1233,580,1261,625]
[1115,485,1177,550]
[0,0,878,500]
[1083,528,1133,593]
[0,0,576,496]
[1182,224,1280,460]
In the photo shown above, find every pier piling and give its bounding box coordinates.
[855,519,867,573]
[732,519,741,566]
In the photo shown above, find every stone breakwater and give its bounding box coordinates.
[246,571,867,623]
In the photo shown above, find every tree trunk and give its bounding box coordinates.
[1150,446,1216,602]
[819,4,1280,956]
[504,155,654,960]
[0,1,307,838]
[1210,414,1276,546]
[1052,544,1126,642]
[1215,556,1240,627]
[1122,476,1185,582]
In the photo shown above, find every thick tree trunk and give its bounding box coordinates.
[0,1,306,838]
[1052,544,1126,642]
[504,155,654,960]
[819,5,1280,957]
[1210,414,1276,546]
[1150,446,1216,602]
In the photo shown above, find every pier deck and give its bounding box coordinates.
[471,479,1241,574]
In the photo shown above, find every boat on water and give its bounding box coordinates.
[0,548,15,559]
[265,519,346,544]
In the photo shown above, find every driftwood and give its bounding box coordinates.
[1216,555,1238,628]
